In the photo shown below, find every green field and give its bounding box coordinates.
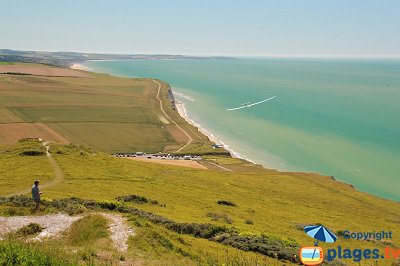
[0,140,399,265]
[0,64,215,153]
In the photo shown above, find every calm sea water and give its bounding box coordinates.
[85,58,400,201]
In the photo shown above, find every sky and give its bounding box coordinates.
[1,0,399,57]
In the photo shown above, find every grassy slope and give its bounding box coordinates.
[0,141,399,265]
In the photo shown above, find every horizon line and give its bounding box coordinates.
[2,48,400,59]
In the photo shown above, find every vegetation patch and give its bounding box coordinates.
[211,233,299,263]
[116,194,159,205]
[67,214,109,246]
[0,240,76,265]
[0,196,314,264]
[217,200,237,207]
[206,212,233,224]
[15,223,43,236]
[19,150,46,156]
[245,219,254,225]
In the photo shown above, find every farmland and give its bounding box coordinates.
[0,63,214,153]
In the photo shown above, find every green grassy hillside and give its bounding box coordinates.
[0,140,399,265]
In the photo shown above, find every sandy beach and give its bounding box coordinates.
[70,63,91,71]
[125,156,207,169]
[174,97,256,164]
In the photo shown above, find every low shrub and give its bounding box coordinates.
[19,150,45,156]
[245,219,254,225]
[211,233,299,263]
[97,201,120,210]
[217,200,237,207]
[16,223,43,236]
[116,194,159,205]
[2,207,30,217]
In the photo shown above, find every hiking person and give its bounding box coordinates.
[31,180,42,211]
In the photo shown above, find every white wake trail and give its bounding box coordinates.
[227,96,277,111]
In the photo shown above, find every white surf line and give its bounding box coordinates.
[153,80,193,152]
[227,96,277,111]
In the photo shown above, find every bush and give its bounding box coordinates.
[16,223,43,236]
[217,200,237,207]
[97,201,120,210]
[165,222,230,238]
[245,219,254,225]
[211,233,299,263]
[19,150,45,156]
[1,195,34,207]
[116,194,159,205]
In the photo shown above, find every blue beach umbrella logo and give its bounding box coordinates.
[300,225,337,265]
[304,225,337,246]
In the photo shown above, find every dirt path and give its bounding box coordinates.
[4,142,64,197]
[101,213,135,252]
[0,213,82,241]
[153,80,193,152]
[0,213,135,252]
[205,162,233,172]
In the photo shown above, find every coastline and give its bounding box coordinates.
[65,62,398,201]
[70,63,91,71]
[72,60,257,164]
[174,96,257,164]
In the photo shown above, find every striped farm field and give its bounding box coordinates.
[0,63,214,153]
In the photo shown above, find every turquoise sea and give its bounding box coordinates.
[85,58,400,201]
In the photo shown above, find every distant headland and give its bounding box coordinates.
[0,49,235,68]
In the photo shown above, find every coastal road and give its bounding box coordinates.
[4,142,64,197]
[153,80,193,152]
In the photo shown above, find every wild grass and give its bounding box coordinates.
[67,214,109,246]
[127,216,289,265]
[0,140,53,196]
[1,141,399,264]
[0,240,78,265]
